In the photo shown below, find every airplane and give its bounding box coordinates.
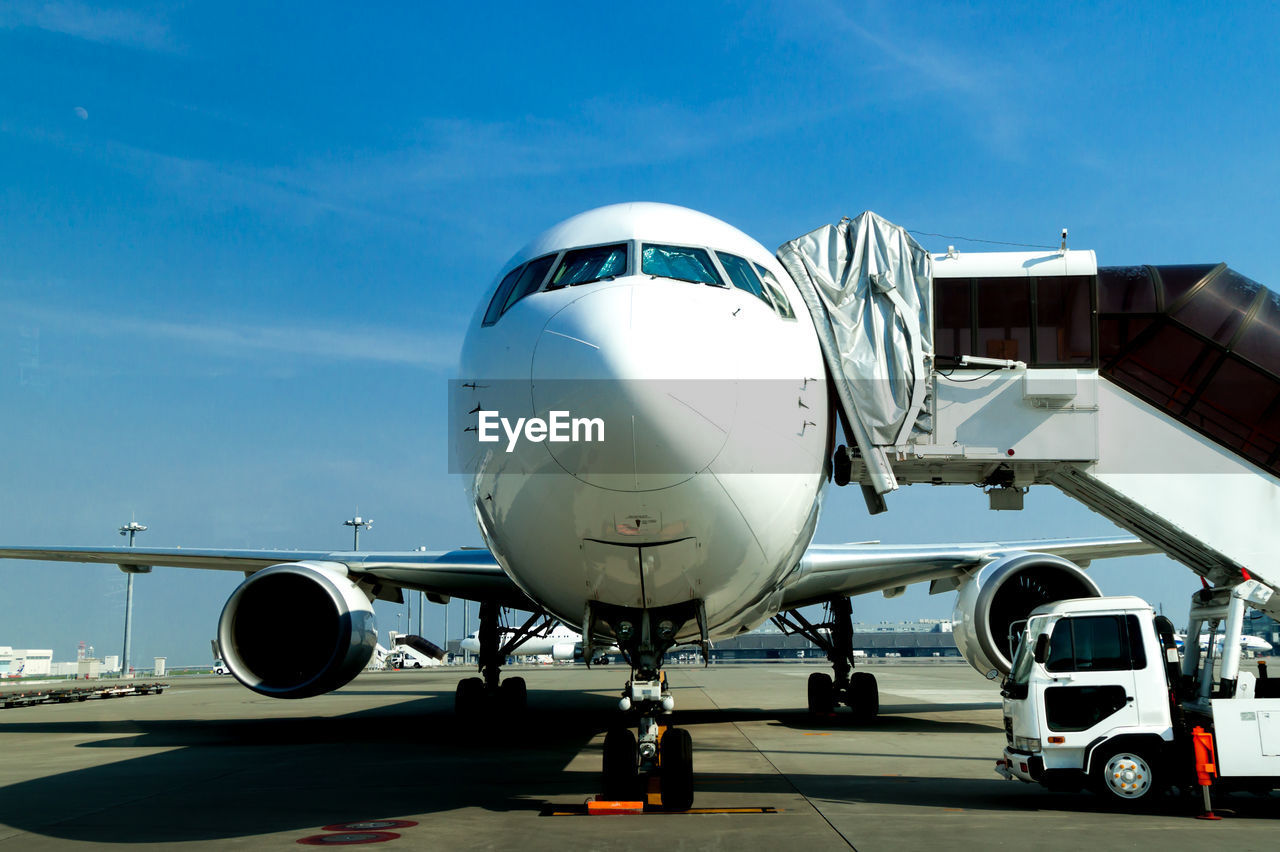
[1174,633,1273,655]
[458,622,619,663]
[0,202,1157,809]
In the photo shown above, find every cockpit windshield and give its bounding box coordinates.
[642,244,724,286]
[547,243,628,289]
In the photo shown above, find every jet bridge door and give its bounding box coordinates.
[777,212,934,499]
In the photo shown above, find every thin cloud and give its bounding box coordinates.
[5,303,463,370]
[0,1,175,52]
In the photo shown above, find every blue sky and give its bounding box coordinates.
[2,1,1278,666]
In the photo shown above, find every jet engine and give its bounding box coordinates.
[217,561,377,698]
[552,642,577,661]
[952,552,1101,677]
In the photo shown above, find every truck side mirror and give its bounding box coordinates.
[1033,633,1050,664]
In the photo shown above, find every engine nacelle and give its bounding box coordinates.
[217,561,377,698]
[552,642,577,661]
[952,552,1101,677]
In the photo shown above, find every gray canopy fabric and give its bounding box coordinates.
[777,211,934,496]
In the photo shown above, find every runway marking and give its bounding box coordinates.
[543,805,778,816]
[296,831,400,845]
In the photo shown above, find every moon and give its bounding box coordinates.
[74,106,88,120]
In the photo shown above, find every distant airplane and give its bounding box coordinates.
[0,203,1160,808]
[458,622,618,663]
[1175,633,1273,654]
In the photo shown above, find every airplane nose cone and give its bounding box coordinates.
[531,284,740,490]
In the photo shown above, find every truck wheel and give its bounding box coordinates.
[1094,748,1159,806]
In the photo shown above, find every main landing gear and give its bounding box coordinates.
[589,604,704,810]
[454,601,553,716]
[773,597,878,723]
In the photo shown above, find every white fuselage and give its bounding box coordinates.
[459,625,586,657]
[456,204,830,642]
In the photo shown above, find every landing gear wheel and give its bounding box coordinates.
[602,728,638,800]
[455,677,484,715]
[660,727,694,811]
[1093,748,1159,807]
[849,671,879,724]
[807,672,834,715]
[500,676,527,712]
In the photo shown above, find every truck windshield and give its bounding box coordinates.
[1009,615,1049,688]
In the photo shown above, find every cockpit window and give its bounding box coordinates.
[548,243,628,289]
[482,264,526,327]
[500,253,557,316]
[716,252,771,306]
[481,253,558,327]
[642,244,725,286]
[754,262,796,319]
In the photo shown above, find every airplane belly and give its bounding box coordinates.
[472,453,823,638]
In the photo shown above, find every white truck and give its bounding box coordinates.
[996,580,1279,807]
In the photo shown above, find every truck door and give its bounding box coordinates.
[1038,614,1147,737]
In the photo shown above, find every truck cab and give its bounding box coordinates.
[999,596,1180,800]
[999,581,1279,806]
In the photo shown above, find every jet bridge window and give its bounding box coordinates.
[642,244,724,286]
[934,275,1096,365]
[547,243,628,289]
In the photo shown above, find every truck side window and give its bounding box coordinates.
[1045,615,1142,673]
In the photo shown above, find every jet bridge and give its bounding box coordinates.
[779,215,1280,621]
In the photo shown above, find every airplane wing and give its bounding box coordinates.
[0,545,532,608]
[780,536,1160,609]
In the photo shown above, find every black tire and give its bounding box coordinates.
[849,671,879,724]
[602,728,638,800]
[660,727,694,811]
[500,676,527,712]
[1092,746,1161,807]
[833,445,852,487]
[455,677,484,715]
[808,672,834,715]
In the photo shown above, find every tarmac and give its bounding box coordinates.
[0,661,1275,850]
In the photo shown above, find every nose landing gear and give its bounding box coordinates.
[589,602,703,810]
[602,674,694,810]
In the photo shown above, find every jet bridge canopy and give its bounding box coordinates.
[1098,263,1280,477]
[777,212,933,497]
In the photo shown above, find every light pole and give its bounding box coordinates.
[118,521,147,678]
[342,516,372,551]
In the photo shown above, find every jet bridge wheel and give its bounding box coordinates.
[808,672,835,714]
[659,727,694,811]
[602,728,639,800]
